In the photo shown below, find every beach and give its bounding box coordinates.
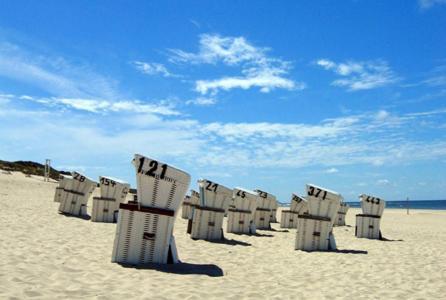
[1,171,446,299]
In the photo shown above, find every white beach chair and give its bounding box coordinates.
[181,189,200,220]
[295,184,341,251]
[355,194,386,239]
[181,195,191,219]
[280,194,309,229]
[190,179,232,240]
[58,172,96,216]
[270,199,279,223]
[53,174,73,203]
[112,154,190,265]
[227,188,258,234]
[335,202,349,226]
[91,176,130,223]
[253,189,276,230]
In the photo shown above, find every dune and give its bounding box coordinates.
[1,171,446,299]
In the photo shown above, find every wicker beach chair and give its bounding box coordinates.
[355,194,386,239]
[253,189,276,230]
[295,184,341,251]
[280,194,309,228]
[112,154,190,265]
[91,176,130,223]
[335,202,349,226]
[227,187,258,234]
[190,179,232,240]
[53,174,73,203]
[58,172,96,216]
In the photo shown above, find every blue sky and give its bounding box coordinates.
[0,0,445,201]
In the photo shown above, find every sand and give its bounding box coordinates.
[1,171,446,299]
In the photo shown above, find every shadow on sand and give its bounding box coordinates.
[333,249,368,255]
[268,228,290,233]
[380,237,404,242]
[59,212,91,221]
[205,238,251,247]
[120,262,224,277]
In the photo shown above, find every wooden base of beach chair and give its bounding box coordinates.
[53,187,64,203]
[59,190,89,216]
[190,207,225,240]
[227,209,256,234]
[355,214,381,239]
[112,203,179,265]
[280,210,299,228]
[295,215,333,251]
[254,208,272,229]
[91,197,118,223]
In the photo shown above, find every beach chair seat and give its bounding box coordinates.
[280,194,308,229]
[295,184,341,251]
[112,154,190,265]
[227,188,258,234]
[355,194,385,239]
[58,172,96,216]
[253,189,276,230]
[335,203,349,226]
[191,179,232,240]
[91,176,130,223]
[53,174,73,202]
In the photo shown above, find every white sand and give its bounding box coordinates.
[1,171,446,299]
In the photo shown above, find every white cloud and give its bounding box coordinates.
[169,34,265,65]
[419,0,446,9]
[0,42,119,99]
[3,92,446,173]
[316,58,399,91]
[185,97,218,106]
[374,110,390,121]
[422,64,446,87]
[18,95,180,116]
[169,34,303,94]
[376,179,390,185]
[195,65,301,95]
[325,168,339,174]
[132,61,176,77]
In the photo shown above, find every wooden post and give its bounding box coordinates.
[406,197,409,215]
[44,159,51,182]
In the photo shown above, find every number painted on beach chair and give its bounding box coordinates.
[100,177,117,187]
[307,186,327,200]
[292,194,304,203]
[205,180,218,192]
[73,172,86,182]
[257,190,268,199]
[236,189,246,198]
[136,157,168,179]
[365,196,381,205]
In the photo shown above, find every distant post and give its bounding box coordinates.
[406,197,409,215]
[44,159,51,182]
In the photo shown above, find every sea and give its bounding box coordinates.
[278,200,446,210]
[345,200,446,210]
